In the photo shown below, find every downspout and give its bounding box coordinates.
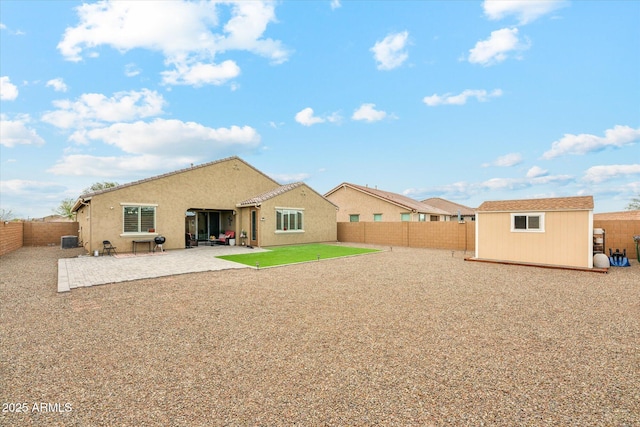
[78,199,91,253]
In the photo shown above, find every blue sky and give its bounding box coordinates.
[1,0,639,218]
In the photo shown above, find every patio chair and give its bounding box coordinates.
[102,240,117,256]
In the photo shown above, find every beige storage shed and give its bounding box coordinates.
[475,196,594,269]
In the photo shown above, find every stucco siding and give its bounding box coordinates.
[257,185,337,247]
[477,210,591,268]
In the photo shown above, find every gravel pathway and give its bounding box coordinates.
[1,245,638,426]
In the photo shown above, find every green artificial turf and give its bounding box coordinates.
[217,243,379,267]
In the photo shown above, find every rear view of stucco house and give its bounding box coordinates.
[72,157,337,254]
[324,182,449,223]
[475,196,594,269]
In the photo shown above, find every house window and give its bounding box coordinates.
[511,213,545,232]
[430,215,439,222]
[122,205,156,233]
[276,208,304,231]
[418,213,426,222]
[373,214,382,222]
[401,213,411,222]
[349,214,360,222]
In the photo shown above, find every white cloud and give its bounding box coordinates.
[542,125,640,159]
[269,172,311,183]
[583,164,640,183]
[161,60,241,86]
[468,27,529,66]
[370,31,409,70]
[330,0,342,10]
[46,78,68,92]
[77,119,260,157]
[423,89,503,106]
[125,63,141,77]
[0,179,66,195]
[526,166,548,178]
[47,154,192,177]
[295,107,325,126]
[482,153,523,167]
[57,1,289,86]
[0,114,45,147]
[352,103,387,122]
[41,89,166,130]
[483,0,566,25]
[1,76,19,100]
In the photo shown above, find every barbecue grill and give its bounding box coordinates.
[154,236,166,252]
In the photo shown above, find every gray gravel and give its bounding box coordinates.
[1,245,638,426]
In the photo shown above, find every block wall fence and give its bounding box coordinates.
[594,219,640,259]
[338,221,476,252]
[0,222,79,257]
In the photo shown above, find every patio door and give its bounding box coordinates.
[196,211,220,241]
[250,209,258,246]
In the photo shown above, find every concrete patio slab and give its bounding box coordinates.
[58,245,267,292]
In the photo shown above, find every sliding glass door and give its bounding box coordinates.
[196,211,220,241]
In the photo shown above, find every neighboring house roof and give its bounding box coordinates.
[593,210,640,220]
[478,196,594,212]
[325,182,449,215]
[72,156,279,212]
[421,197,476,216]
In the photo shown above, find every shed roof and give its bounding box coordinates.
[477,196,594,212]
[325,182,450,215]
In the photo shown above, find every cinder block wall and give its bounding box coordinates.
[23,222,79,247]
[338,221,476,251]
[0,222,24,256]
[594,219,640,260]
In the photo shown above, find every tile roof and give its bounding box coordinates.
[421,197,476,216]
[236,182,305,206]
[477,196,594,212]
[593,210,640,220]
[325,183,450,215]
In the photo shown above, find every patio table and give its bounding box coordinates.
[132,239,154,254]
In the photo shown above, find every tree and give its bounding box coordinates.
[83,181,119,194]
[0,209,15,221]
[626,194,640,210]
[55,198,76,220]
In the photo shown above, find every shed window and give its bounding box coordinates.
[511,213,544,232]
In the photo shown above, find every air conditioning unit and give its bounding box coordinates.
[61,235,78,249]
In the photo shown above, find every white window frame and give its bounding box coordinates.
[511,212,545,233]
[120,203,158,236]
[275,207,304,233]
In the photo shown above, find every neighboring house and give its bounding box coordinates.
[475,196,594,269]
[324,182,450,222]
[72,157,337,253]
[421,197,476,221]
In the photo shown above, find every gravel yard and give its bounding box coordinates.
[1,245,638,426]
